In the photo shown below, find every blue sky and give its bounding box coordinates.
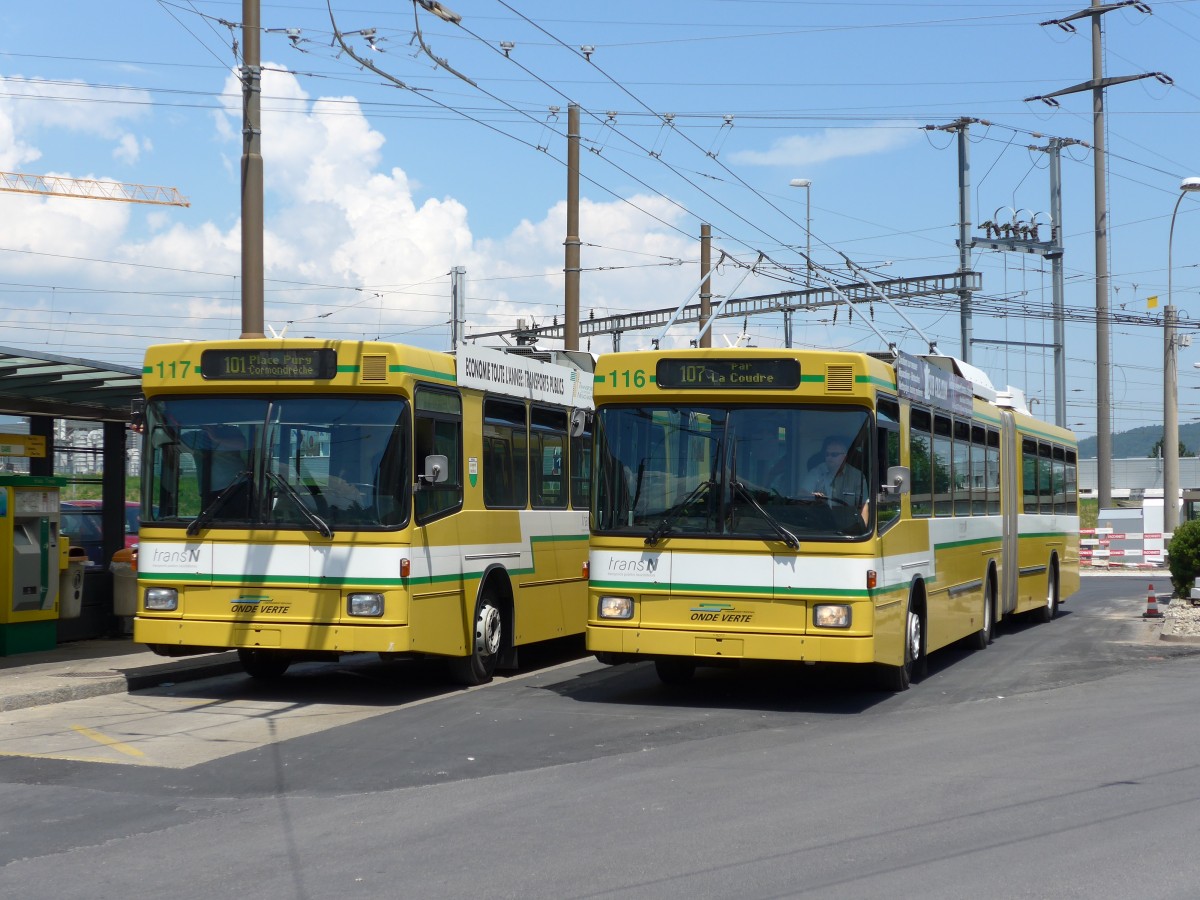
[2,1,1200,441]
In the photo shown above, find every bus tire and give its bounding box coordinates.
[1034,560,1059,623]
[654,657,696,685]
[968,576,995,651]
[876,597,925,692]
[238,648,291,680]
[448,588,503,686]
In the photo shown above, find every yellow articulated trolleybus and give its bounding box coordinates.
[586,348,1079,690]
[133,339,593,684]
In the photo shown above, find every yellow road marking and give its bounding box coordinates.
[71,724,146,758]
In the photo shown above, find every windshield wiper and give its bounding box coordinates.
[645,479,712,546]
[730,480,800,549]
[187,471,252,536]
[265,471,334,539]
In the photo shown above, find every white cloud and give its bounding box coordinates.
[729,123,921,167]
[113,134,142,164]
[0,76,152,169]
[1,64,741,359]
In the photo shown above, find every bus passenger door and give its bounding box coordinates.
[999,410,1019,615]
[409,386,468,657]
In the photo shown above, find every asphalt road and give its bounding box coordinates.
[3,575,1200,900]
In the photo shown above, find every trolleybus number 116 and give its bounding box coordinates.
[600,368,649,389]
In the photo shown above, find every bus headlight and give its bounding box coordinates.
[813,604,851,628]
[144,587,178,611]
[598,595,633,619]
[348,592,384,617]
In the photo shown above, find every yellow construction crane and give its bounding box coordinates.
[0,171,188,207]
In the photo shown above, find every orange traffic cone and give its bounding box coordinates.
[1143,584,1163,619]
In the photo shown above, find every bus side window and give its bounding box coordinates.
[1039,442,1054,514]
[877,397,901,530]
[970,425,987,515]
[986,429,1000,513]
[484,398,527,509]
[1064,449,1078,515]
[530,406,568,509]
[415,387,463,524]
[953,419,971,516]
[933,414,952,517]
[1022,438,1039,513]
[570,424,591,510]
[910,407,933,518]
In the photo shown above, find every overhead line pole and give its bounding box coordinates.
[1029,0,1165,506]
[956,120,974,364]
[240,0,265,339]
[699,224,712,348]
[564,103,580,351]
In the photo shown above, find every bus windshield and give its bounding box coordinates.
[593,404,872,541]
[144,395,410,531]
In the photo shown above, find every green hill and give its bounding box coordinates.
[1076,422,1200,459]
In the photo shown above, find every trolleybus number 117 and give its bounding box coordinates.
[150,360,192,379]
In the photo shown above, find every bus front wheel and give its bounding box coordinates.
[238,648,291,680]
[876,600,925,692]
[448,589,503,686]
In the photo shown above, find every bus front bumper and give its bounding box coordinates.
[134,616,415,655]
[586,624,876,664]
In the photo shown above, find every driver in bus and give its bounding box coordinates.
[801,435,869,523]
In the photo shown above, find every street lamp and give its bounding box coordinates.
[789,178,813,288]
[788,178,812,350]
[1164,176,1200,534]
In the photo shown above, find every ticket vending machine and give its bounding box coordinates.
[0,474,66,655]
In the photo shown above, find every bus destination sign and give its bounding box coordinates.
[656,358,801,390]
[200,348,338,381]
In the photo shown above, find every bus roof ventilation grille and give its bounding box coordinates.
[825,365,854,393]
[361,355,388,382]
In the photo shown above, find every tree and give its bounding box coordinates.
[1149,438,1195,459]
[1167,519,1200,598]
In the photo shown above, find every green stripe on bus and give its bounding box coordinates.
[861,375,897,389]
[390,364,456,382]
[934,535,1002,552]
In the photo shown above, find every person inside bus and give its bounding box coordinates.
[801,434,868,521]
[184,424,251,511]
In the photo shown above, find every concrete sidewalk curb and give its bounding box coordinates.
[0,652,243,714]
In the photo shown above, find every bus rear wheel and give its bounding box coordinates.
[1034,563,1059,623]
[448,589,503,686]
[238,648,291,680]
[968,579,995,651]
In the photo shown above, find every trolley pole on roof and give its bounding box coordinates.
[241,0,265,339]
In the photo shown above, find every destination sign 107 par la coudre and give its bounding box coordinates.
[655,358,801,390]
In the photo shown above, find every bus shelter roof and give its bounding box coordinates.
[0,345,141,423]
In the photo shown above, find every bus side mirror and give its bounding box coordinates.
[883,466,910,495]
[131,397,146,433]
[417,454,449,489]
[570,408,591,438]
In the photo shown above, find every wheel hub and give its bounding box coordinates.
[475,603,502,655]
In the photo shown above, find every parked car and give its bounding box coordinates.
[60,500,139,568]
